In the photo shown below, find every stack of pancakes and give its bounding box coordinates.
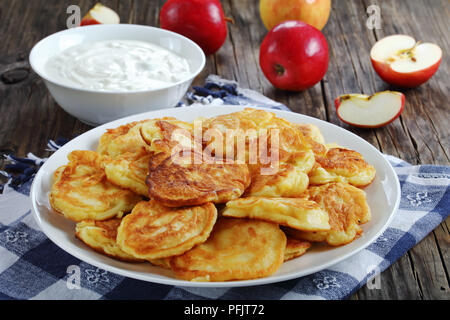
[49,108,376,282]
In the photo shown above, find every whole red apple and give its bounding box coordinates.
[259,20,329,91]
[160,0,228,55]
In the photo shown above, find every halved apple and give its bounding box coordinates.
[80,3,120,26]
[370,35,442,87]
[335,91,405,128]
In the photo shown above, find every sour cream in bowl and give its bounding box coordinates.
[29,24,205,125]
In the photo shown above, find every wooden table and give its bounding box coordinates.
[0,0,448,299]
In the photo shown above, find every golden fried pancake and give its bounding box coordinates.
[146,150,251,207]
[287,182,371,246]
[200,108,275,160]
[295,123,325,144]
[116,200,217,260]
[169,218,286,281]
[97,120,151,158]
[244,145,314,198]
[75,218,143,262]
[244,164,309,197]
[201,108,276,134]
[222,197,330,231]
[294,123,327,156]
[102,147,151,196]
[308,148,376,187]
[49,150,141,222]
[249,144,315,175]
[284,237,311,262]
[148,151,172,171]
[140,118,195,155]
[263,119,316,158]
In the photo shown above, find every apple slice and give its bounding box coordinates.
[335,91,405,128]
[370,35,442,87]
[80,3,120,26]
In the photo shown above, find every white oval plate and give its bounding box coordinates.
[31,105,400,288]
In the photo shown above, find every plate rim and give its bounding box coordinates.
[30,105,401,288]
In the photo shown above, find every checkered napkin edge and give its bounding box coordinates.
[0,75,448,300]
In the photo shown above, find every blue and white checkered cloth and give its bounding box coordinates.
[0,75,448,300]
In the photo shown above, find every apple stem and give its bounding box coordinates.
[224,16,235,24]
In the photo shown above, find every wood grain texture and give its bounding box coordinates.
[0,0,448,299]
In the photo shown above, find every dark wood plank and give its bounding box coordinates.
[318,0,422,300]
[320,0,383,151]
[357,255,423,300]
[433,218,450,289]
[360,0,450,300]
[367,0,450,165]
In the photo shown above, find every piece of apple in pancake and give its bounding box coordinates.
[222,197,330,232]
[169,218,286,282]
[49,150,141,222]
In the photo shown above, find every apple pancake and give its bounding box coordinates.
[116,200,217,260]
[97,120,151,158]
[222,197,330,231]
[200,108,275,160]
[244,143,315,198]
[294,123,327,156]
[169,218,286,282]
[201,108,276,134]
[286,182,371,246]
[49,150,141,222]
[295,123,325,144]
[102,147,151,196]
[146,150,251,207]
[308,148,376,187]
[265,119,313,156]
[75,218,143,262]
[245,164,309,197]
[284,237,311,262]
[140,118,195,156]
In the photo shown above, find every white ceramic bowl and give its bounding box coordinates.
[29,24,206,126]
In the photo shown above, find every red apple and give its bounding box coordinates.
[370,35,442,87]
[335,91,405,128]
[160,0,229,55]
[259,20,329,91]
[80,3,120,26]
[260,0,331,31]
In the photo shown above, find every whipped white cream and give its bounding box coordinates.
[45,40,191,91]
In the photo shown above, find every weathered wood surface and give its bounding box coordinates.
[0,0,448,299]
